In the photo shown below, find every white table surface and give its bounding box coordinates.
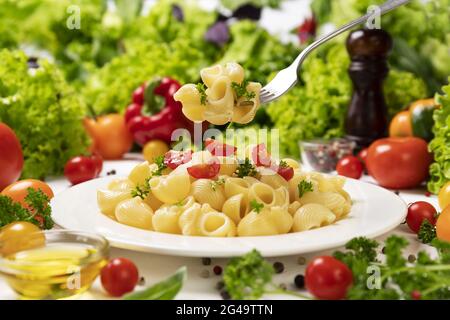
[0,155,438,300]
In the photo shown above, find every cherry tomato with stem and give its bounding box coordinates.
[406,201,437,234]
[101,258,139,297]
[305,256,353,300]
[336,156,363,179]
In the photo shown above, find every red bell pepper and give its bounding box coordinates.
[125,77,197,146]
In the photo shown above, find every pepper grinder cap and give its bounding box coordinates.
[346,28,392,60]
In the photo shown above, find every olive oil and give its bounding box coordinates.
[2,243,107,299]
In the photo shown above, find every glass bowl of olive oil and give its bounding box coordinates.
[0,230,109,300]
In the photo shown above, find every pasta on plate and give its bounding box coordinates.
[96,144,352,237]
[174,62,262,125]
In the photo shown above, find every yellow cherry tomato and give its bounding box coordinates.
[0,222,45,256]
[389,110,413,138]
[143,140,169,164]
[438,181,450,210]
[436,205,450,242]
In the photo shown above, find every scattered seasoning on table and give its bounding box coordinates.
[106,169,117,176]
[297,256,306,265]
[201,257,211,266]
[273,262,284,273]
[394,190,400,195]
[408,254,416,263]
[294,274,305,289]
[411,290,421,300]
[215,281,225,291]
[220,289,231,300]
[138,276,146,286]
[199,269,210,279]
[424,191,431,197]
[213,265,223,276]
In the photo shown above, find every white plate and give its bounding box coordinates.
[52,176,407,257]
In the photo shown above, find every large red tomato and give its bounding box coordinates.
[0,123,24,191]
[366,137,432,189]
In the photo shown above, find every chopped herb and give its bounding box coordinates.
[231,80,256,101]
[250,200,264,213]
[152,155,167,176]
[279,160,289,168]
[210,178,225,191]
[0,188,53,229]
[196,82,208,105]
[235,158,257,178]
[131,178,151,200]
[418,219,437,244]
[297,180,314,197]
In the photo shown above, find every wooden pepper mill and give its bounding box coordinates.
[344,28,393,149]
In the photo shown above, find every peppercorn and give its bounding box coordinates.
[294,274,305,289]
[220,290,231,300]
[273,262,284,273]
[213,265,223,275]
[202,257,212,266]
[199,269,210,278]
[408,254,416,263]
[215,281,225,291]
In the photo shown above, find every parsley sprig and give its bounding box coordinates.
[131,156,167,199]
[196,83,207,105]
[210,178,225,191]
[235,158,257,178]
[297,180,314,197]
[0,188,54,229]
[250,200,264,213]
[418,219,437,244]
[231,80,256,101]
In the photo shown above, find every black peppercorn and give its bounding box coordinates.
[294,274,305,289]
[273,261,284,273]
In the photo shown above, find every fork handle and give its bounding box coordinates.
[292,0,410,69]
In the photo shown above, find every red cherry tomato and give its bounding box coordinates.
[406,201,437,234]
[91,153,103,176]
[0,123,24,191]
[366,137,432,189]
[336,156,363,179]
[357,148,368,166]
[64,156,98,185]
[205,139,237,157]
[277,165,294,181]
[101,258,139,297]
[187,161,221,179]
[252,144,271,167]
[132,84,146,105]
[305,256,353,300]
[163,150,193,170]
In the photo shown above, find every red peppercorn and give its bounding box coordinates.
[411,290,421,300]
[213,265,222,275]
[425,191,431,197]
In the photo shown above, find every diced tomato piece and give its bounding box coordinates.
[277,165,294,181]
[163,150,193,170]
[252,144,272,167]
[187,161,220,179]
[205,139,237,157]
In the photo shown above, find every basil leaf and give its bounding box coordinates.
[123,267,187,300]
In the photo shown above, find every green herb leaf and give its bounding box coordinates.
[418,219,437,244]
[231,80,256,101]
[297,180,313,197]
[152,155,167,176]
[235,158,257,178]
[210,178,225,191]
[124,266,187,300]
[250,200,264,213]
[196,83,207,105]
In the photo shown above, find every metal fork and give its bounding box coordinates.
[260,0,410,104]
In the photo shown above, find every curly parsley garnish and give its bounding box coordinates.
[0,188,54,229]
[131,156,167,199]
[418,219,437,244]
[235,158,257,178]
[297,180,314,197]
[250,200,264,213]
[196,83,207,105]
[231,80,256,101]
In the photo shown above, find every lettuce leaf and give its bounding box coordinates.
[0,50,89,179]
[428,80,450,193]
